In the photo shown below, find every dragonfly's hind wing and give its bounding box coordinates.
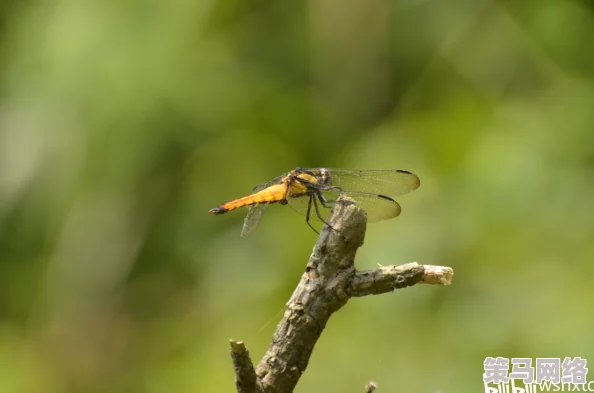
[286,191,336,224]
[239,172,288,236]
[340,191,401,222]
[241,203,269,236]
[287,188,400,225]
[251,173,288,193]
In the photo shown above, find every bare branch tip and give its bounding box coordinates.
[229,339,247,354]
[229,339,257,393]
[421,265,454,285]
[365,381,378,392]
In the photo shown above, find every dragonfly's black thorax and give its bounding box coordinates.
[292,167,332,190]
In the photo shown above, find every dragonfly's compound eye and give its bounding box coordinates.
[320,168,332,185]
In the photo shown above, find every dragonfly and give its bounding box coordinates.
[209,167,420,236]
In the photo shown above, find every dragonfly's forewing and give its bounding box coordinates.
[304,168,420,198]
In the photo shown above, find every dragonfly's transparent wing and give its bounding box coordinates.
[286,192,334,224]
[241,203,269,236]
[251,173,288,193]
[302,168,420,197]
[286,189,401,224]
[238,172,288,236]
[341,191,401,222]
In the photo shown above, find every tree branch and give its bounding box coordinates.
[348,262,453,297]
[230,339,257,393]
[229,197,454,393]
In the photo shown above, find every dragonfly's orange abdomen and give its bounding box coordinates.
[209,184,288,215]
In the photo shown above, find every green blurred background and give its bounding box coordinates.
[1,0,593,392]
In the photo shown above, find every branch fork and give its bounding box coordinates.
[229,198,453,393]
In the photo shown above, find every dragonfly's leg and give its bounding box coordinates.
[317,186,343,205]
[305,195,320,234]
[313,194,338,233]
[317,192,335,208]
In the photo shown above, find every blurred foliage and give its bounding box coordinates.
[1,0,593,392]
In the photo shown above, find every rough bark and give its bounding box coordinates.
[229,197,453,393]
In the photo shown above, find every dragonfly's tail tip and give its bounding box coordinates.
[209,206,227,215]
